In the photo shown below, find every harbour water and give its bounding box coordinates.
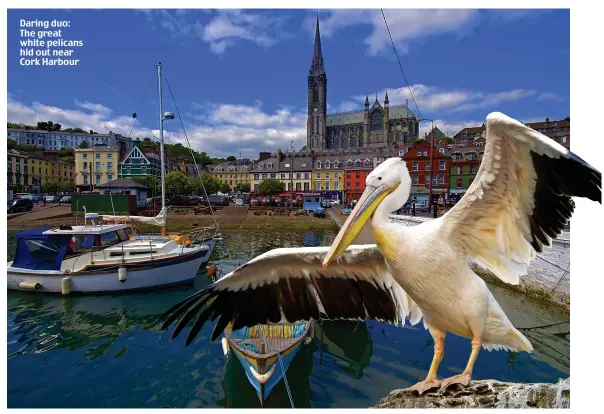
[7,230,569,408]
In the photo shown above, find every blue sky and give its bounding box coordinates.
[7,9,570,158]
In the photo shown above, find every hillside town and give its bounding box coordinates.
[7,17,571,212]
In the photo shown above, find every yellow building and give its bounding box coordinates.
[212,162,252,190]
[312,169,344,192]
[7,149,30,191]
[74,147,120,189]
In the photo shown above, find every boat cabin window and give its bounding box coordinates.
[117,228,133,241]
[130,250,157,255]
[69,235,94,253]
[98,231,121,247]
[23,239,60,265]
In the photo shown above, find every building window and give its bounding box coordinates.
[423,150,428,156]
[440,160,446,170]
[254,174,259,180]
[456,166,462,174]
[304,173,309,179]
[561,136,567,143]
[316,182,321,190]
[83,153,88,158]
[296,173,300,179]
[96,153,100,159]
[426,162,431,171]
[325,172,330,179]
[83,162,88,170]
[317,172,321,178]
[304,183,309,191]
[95,162,101,170]
[412,162,418,171]
[281,173,286,179]
[334,182,339,190]
[296,183,301,191]
[334,172,339,178]
[262,174,267,179]
[365,171,369,176]
[425,174,430,184]
[470,166,476,174]
[83,176,89,185]
[355,182,360,190]
[325,161,331,169]
[325,182,330,190]
[417,150,422,156]
[270,174,276,179]
[95,175,101,185]
[107,174,113,181]
[107,153,113,158]
[316,161,322,168]
[438,174,444,184]
[346,182,351,189]
[346,172,351,178]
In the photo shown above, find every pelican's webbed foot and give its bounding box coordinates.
[409,377,441,395]
[439,372,472,391]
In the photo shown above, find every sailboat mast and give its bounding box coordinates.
[156,62,167,235]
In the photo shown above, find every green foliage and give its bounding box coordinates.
[165,171,190,197]
[237,182,251,192]
[219,182,231,193]
[564,116,570,121]
[225,155,237,161]
[192,172,220,196]
[36,121,62,131]
[131,175,160,194]
[8,138,17,149]
[258,178,285,196]
[43,179,72,193]
[78,141,90,149]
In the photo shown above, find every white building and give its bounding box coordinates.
[7,129,133,151]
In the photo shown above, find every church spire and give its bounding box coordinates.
[310,14,325,74]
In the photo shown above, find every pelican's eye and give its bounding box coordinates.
[378,177,382,181]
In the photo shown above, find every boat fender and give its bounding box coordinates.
[18,281,41,290]
[221,337,229,358]
[61,277,71,295]
[207,265,217,278]
[118,267,127,283]
[249,364,276,385]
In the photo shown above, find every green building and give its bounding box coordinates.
[118,141,161,180]
[449,159,480,203]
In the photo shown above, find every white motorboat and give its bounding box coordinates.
[7,222,214,294]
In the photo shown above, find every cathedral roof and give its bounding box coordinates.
[326,105,418,127]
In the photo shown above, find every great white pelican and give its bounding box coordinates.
[161,112,601,393]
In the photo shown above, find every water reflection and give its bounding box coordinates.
[7,230,569,408]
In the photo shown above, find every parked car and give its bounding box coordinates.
[15,193,34,200]
[207,195,230,206]
[45,195,58,203]
[328,199,341,207]
[250,199,259,206]
[59,195,72,204]
[235,199,245,207]
[313,207,326,218]
[8,198,33,213]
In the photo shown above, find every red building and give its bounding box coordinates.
[402,140,450,206]
[343,160,372,201]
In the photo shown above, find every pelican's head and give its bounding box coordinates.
[323,157,411,267]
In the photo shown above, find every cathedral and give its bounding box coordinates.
[306,16,421,152]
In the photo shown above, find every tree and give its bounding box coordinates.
[225,155,237,161]
[44,180,60,194]
[192,172,220,196]
[564,116,570,121]
[237,182,251,192]
[220,182,231,193]
[58,181,74,192]
[7,139,17,150]
[132,175,160,194]
[78,141,89,149]
[258,178,285,196]
[165,171,190,197]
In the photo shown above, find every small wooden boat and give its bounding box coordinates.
[222,321,313,407]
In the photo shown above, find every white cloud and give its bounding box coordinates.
[307,9,545,56]
[141,9,290,55]
[7,96,307,158]
[74,99,113,115]
[537,92,564,102]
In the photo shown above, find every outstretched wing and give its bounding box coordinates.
[160,245,421,346]
[442,112,601,285]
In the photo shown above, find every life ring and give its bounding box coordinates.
[207,265,217,278]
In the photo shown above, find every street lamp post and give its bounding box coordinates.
[420,119,436,215]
